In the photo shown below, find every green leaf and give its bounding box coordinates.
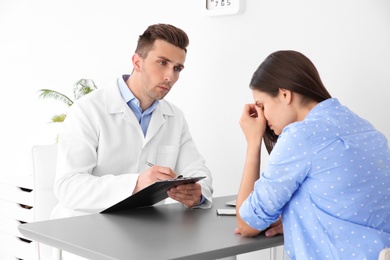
[73,79,97,100]
[38,78,97,124]
[38,89,74,107]
[50,114,67,123]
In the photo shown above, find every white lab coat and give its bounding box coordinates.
[51,79,213,218]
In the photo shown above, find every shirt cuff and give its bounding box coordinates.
[198,195,206,205]
[239,198,270,231]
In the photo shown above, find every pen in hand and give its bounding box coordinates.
[145,161,154,167]
[145,161,183,179]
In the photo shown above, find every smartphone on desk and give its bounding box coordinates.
[216,208,236,216]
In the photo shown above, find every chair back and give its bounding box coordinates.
[31,144,60,259]
[32,144,58,221]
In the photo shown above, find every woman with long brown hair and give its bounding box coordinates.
[235,50,390,259]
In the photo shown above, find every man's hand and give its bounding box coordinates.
[133,166,176,194]
[167,182,202,208]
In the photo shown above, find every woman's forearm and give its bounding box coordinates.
[235,141,262,237]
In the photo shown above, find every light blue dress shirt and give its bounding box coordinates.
[240,98,390,260]
[118,75,159,136]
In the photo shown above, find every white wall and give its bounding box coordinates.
[1,0,389,259]
[1,0,390,203]
[0,0,390,190]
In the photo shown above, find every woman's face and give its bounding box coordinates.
[252,89,297,135]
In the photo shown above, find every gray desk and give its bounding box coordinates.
[19,195,283,260]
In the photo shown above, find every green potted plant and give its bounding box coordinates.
[38,79,97,123]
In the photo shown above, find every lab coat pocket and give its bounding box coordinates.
[156,146,179,169]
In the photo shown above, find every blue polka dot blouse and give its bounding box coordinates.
[240,98,390,259]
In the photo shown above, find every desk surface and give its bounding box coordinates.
[19,195,283,260]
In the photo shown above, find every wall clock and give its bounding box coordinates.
[204,0,243,16]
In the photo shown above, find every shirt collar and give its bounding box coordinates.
[305,98,339,119]
[117,74,159,111]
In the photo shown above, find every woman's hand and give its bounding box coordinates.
[239,103,267,145]
[265,216,283,237]
[234,216,283,238]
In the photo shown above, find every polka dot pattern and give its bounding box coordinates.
[240,98,390,259]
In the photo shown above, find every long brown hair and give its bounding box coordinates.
[250,50,332,153]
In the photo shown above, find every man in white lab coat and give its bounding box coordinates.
[51,24,213,220]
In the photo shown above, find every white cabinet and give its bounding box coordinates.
[0,174,38,260]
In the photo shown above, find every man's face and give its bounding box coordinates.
[135,39,186,102]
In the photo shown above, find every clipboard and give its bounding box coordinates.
[101,176,206,213]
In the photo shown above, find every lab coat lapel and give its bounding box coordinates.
[105,80,140,127]
[144,101,173,144]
